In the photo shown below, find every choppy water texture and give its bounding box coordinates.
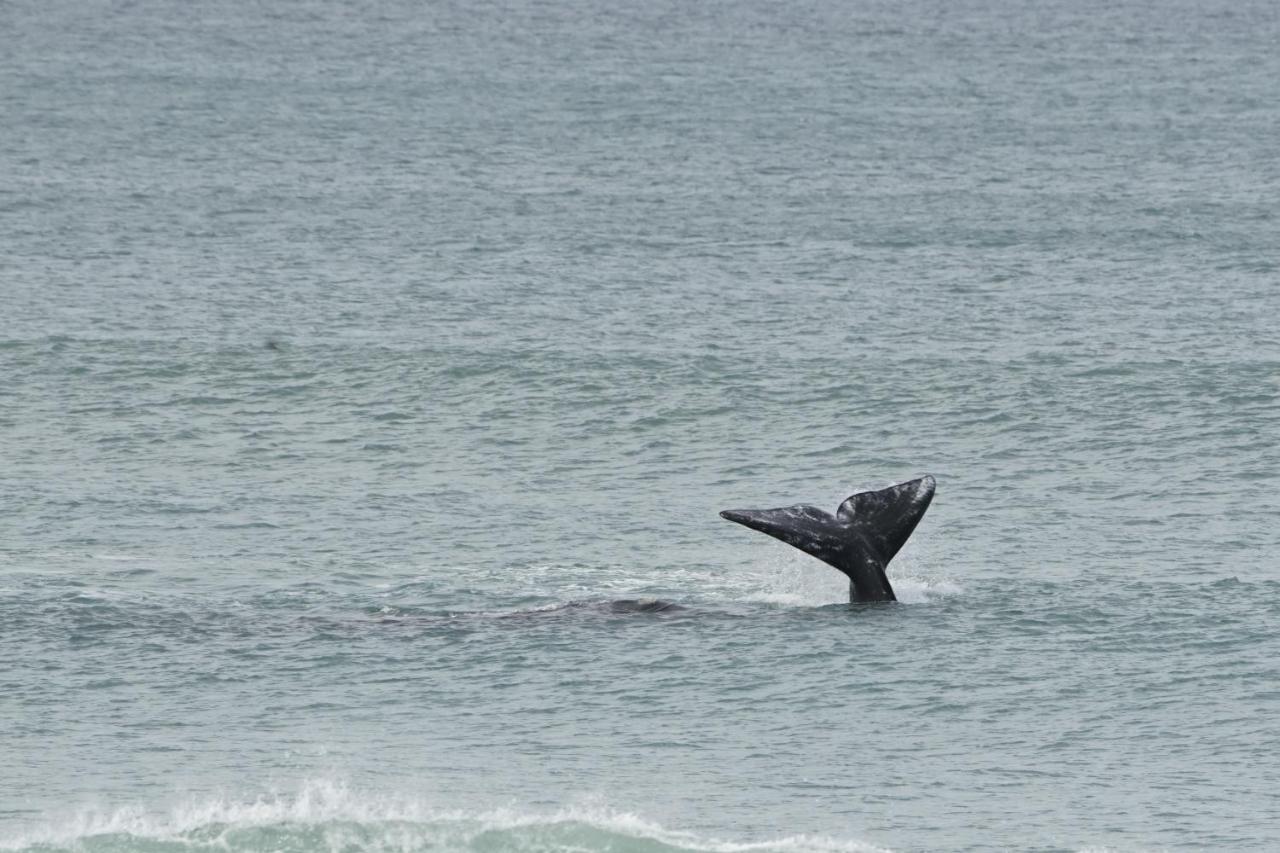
[3,0,1279,851]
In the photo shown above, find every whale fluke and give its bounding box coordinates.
[720,476,936,603]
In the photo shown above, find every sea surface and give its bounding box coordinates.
[3,0,1279,851]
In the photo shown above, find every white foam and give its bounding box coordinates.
[737,550,961,608]
[0,779,892,853]
[743,553,850,607]
[889,576,964,604]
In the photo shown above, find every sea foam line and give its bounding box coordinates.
[1,779,892,853]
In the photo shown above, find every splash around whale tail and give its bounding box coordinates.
[719,476,936,602]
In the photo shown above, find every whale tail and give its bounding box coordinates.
[719,476,936,601]
[835,475,936,564]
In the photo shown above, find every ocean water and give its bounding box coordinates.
[3,0,1279,850]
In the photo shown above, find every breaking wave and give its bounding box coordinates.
[2,781,891,853]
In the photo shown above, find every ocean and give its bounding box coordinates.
[2,0,1278,850]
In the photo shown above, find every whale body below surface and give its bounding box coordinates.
[720,476,936,603]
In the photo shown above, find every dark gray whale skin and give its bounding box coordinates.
[607,598,683,613]
[720,476,936,603]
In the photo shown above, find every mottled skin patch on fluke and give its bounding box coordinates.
[720,476,936,603]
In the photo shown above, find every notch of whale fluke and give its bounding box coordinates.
[720,476,936,603]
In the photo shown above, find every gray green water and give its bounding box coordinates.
[3,0,1279,851]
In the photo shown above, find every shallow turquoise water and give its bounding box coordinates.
[3,1,1279,851]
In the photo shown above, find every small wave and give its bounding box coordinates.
[1,781,891,853]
